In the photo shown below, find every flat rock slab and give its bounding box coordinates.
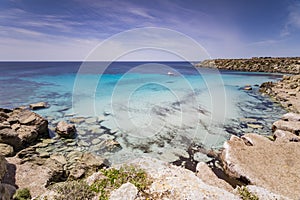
[127,157,239,200]
[221,133,300,199]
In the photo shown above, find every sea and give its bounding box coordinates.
[0,62,286,164]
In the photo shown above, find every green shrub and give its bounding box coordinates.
[90,165,152,200]
[13,188,31,200]
[238,186,259,200]
[51,180,96,200]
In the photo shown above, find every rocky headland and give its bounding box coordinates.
[196,57,300,74]
[1,58,300,199]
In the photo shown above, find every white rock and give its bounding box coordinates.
[109,182,138,200]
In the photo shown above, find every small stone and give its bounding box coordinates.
[29,102,48,110]
[193,152,211,162]
[69,167,85,180]
[91,138,101,145]
[50,154,67,165]
[55,121,76,138]
[247,124,263,129]
[99,134,115,140]
[39,151,50,158]
[243,86,252,90]
[0,143,14,156]
[69,117,85,124]
[78,140,89,147]
[239,118,257,123]
[85,117,97,124]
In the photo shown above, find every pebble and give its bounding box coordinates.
[91,138,101,145]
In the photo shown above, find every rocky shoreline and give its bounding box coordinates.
[1,71,300,199]
[196,57,300,74]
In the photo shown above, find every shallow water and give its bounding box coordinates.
[0,62,286,163]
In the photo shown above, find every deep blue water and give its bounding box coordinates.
[0,62,285,163]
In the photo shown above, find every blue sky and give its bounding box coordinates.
[0,0,300,60]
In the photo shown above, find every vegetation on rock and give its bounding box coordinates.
[237,186,259,200]
[13,188,31,200]
[90,165,152,200]
[51,180,96,200]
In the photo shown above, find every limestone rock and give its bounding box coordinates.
[85,172,106,186]
[281,112,300,121]
[55,121,76,138]
[245,185,291,200]
[196,162,233,192]
[221,133,300,199]
[109,182,138,200]
[29,102,48,110]
[5,156,65,198]
[128,157,239,199]
[0,143,14,157]
[273,129,300,143]
[272,120,300,135]
[0,108,48,151]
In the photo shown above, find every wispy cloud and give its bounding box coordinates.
[281,1,300,36]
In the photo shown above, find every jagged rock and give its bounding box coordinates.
[29,102,48,110]
[197,57,300,74]
[0,143,14,157]
[110,182,138,200]
[221,133,300,199]
[55,121,76,138]
[0,108,48,151]
[78,152,109,172]
[127,157,239,199]
[260,75,300,113]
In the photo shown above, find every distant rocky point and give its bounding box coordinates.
[196,57,300,74]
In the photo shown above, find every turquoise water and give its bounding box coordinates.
[0,62,285,163]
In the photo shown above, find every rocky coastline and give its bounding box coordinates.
[196,57,300,74]
[1,63,300,199]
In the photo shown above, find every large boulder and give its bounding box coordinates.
[221,133,300,199]
[127,157,239,199]
[0,108,48,151]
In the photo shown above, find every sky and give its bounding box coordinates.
[0,0,300,61]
